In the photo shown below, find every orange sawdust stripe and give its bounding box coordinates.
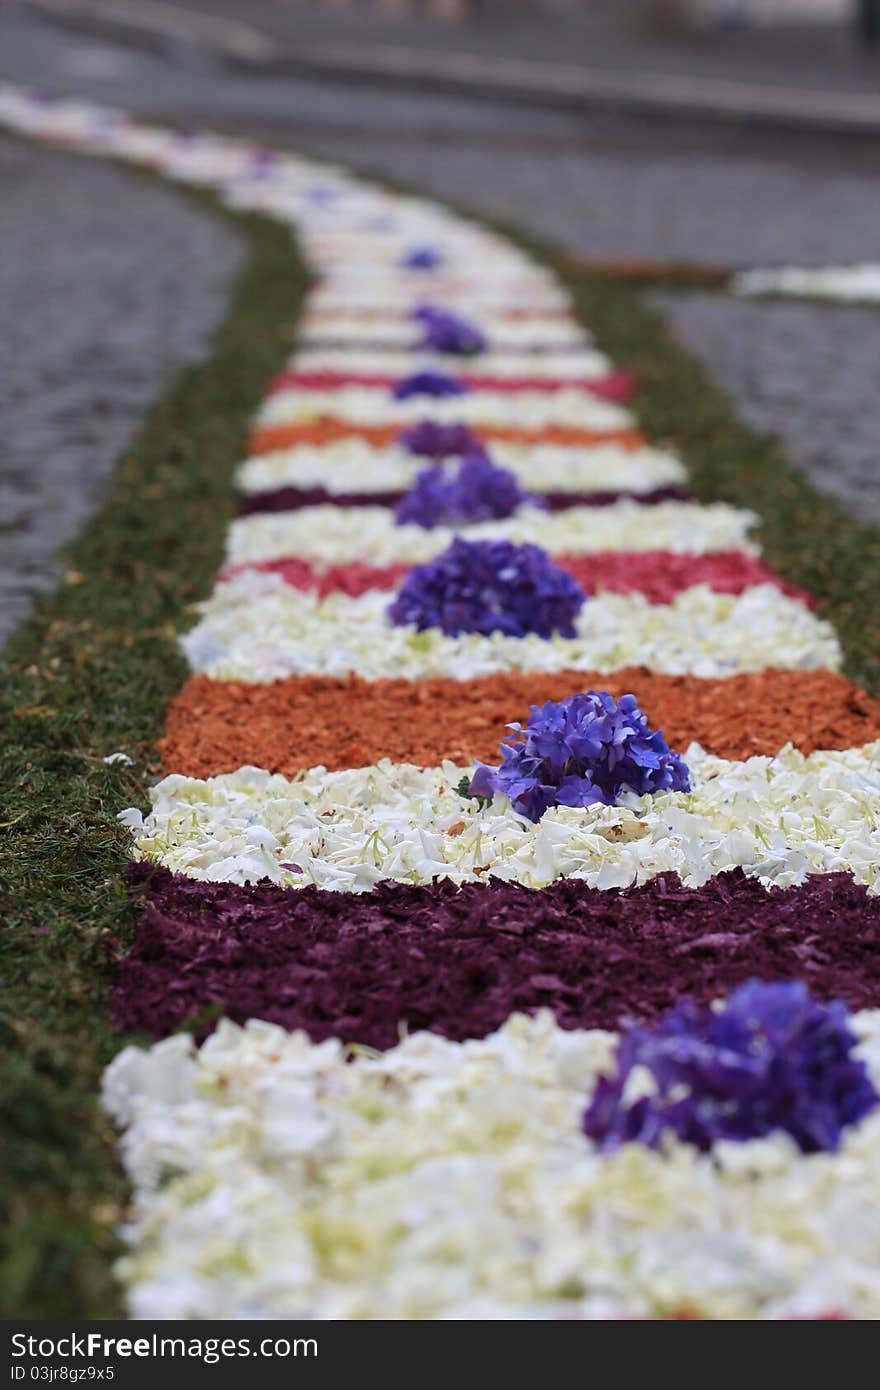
[247,420,647,456]
[160,668,880,779]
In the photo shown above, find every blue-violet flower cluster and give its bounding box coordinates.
[469,690,690,821]
[401,245,443,270]
[395,450,535,528]
[398,420,481,459]
[583,979,879,1155]
[413,305,487,356]
[387,537,585,640]
[393,370,468,401]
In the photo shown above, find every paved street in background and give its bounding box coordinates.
[3,3,880,644]
[0,131,240,645]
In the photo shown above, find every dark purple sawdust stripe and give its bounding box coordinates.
[236,483,691,516]
[112,866,880,1049]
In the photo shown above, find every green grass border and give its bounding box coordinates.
[3,136,880,1319]
[0,176,308,1317]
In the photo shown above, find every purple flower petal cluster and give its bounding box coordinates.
[413,305,487,356]
[398,420,481,459]
[469,690,690,822]
[305,183,337,206]
[392,370,468,401]
[394,450,535,528]
[583,979,879,1155]
[387,537,585,640]
[401,245,443,270]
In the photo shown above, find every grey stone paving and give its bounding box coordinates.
[0,135,241,646]
[648,290,880,520]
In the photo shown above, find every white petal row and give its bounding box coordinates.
[296,317,592,348]
[102,1009,880,1320]
[289,346,611,379]
[304,280,572,313]
[182,577,831,683]
[236,438,688,498]
[256,384,634,431]
[225,500,755,568]
[119,739,879,895]
[733,263,880,304]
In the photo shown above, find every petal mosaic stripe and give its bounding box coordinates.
[122,743,880,895]
[224,500,758,568]
[301,306,579,324]
[235,438,689,498]
[160,668,880,777]
[102,1010,880,1320]
[236,481,691,516]
[247,419,648,454]
[6,83,880,1319]
[733,263,880,303]
[222,549,815,606]
[295,324,594,350]
[305,284,574,311]
[300,307,586,332]
[114,865,880,1047]
[274,358,633,389]
[283,353,625,384]
[180,579,835,683]
[256,384,635,431]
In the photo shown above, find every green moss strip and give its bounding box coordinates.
[2,144,879,1319]
[0,189,308,1317]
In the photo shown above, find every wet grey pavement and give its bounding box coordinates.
[649,291,880,520]
[37,0,880,101]
[2,4,880,648]
[0,135,241,646]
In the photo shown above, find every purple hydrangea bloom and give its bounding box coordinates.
[399,421,482,459]
[395,450,536,528]
[388,537,585,641]
[412,305,487,356]
[248,147,279,178]
[305,184,337,205]
[392,370,468,401]
[469,690,690,822]
[402,246,443,270]
[583,979,879,1155]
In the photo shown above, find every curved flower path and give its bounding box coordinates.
[5,88,880,1321]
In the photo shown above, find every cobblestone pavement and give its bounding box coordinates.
[2,4,879,647]
[649,291,880,521]
[0,135,241,646]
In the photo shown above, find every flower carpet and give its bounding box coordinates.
[5,88,880,1320]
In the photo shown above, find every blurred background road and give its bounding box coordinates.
[2,0,880,640]
[20,0,880,131]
